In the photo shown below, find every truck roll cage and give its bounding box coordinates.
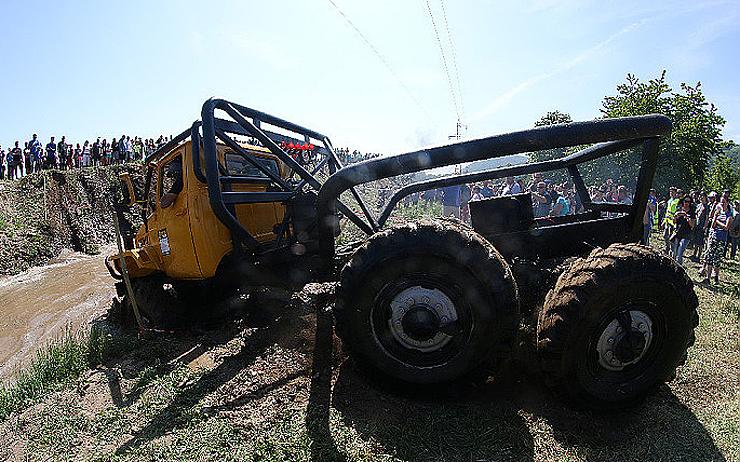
[316,114,670,271]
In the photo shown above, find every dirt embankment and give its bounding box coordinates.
[0,166,142,275]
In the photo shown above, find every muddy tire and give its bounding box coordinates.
[537,243,699,410]
[335,219,519,384]
[119,274,188,329]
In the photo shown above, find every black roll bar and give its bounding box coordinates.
[317,114,671,273]
[375,138,643,227]
[200,98,377,252]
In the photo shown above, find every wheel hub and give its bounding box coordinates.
[596,310,653,371]
[401,306,441,341]
[388,286,458,352]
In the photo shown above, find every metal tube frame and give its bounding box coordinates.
[317,115,671,272]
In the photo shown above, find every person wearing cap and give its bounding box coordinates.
[662,187,679,254]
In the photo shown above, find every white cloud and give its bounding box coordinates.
[471,20,646,122]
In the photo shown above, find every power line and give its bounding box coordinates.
[424,0,460,121]
[326,0,435,123]
[438,0,464,119]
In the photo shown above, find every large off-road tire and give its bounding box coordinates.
[537,243,699,410]
[335,219,520,384]
[118,274,189,329]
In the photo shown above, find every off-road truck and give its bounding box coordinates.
[107,98,698,409]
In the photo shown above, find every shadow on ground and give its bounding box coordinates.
[98,288,726,462]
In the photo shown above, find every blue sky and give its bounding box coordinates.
[1,0,738,154]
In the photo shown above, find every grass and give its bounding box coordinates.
[0,326,134,421]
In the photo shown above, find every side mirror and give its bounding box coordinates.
[119,173,143,206]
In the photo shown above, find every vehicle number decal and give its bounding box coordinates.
[159,229,171,256]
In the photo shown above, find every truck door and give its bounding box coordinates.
[223,150,285,242]
[154,151,202,279]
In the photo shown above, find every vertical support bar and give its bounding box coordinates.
[568,165,591,209]
[322,137,379,232]
[630,137,660,242]
[112,210,145,331]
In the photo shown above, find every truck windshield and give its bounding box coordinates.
[224,151,279,178]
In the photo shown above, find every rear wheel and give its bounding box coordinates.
[335,219,519,384]
[537,243,699,410]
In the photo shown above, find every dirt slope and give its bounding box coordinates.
[0,166,141,276]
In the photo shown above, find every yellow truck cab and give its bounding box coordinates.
[111,140,287,281]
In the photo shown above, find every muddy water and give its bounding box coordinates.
[0,246,117,381]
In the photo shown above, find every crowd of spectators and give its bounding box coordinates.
[334,147,381,165]
[0,134,173,180]
[389,173,738,283]
[655,187,739,284]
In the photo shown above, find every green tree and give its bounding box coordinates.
[534,110,573,127]
[601,71,725,192]
[704,154,739,194]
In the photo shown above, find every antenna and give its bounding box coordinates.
[448,118,468,140]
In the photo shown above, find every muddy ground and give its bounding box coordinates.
[0,250,737,461]
[0,246,117,380]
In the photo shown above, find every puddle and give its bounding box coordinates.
[0,245,117,381]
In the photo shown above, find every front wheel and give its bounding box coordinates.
[537,243,699,410]
[335,219,519,384]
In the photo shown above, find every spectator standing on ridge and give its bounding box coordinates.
[72,143,80,168]
[23,142,32,176]
[0,145,5,180]
[28,134,42,173]
[118,136,127,163]
[58,136,68,170]
[45,136,57,169]
[82,141,91,167]
[124,135,133,162]
[9,141,23,179]
[92,138,101,166]
[112,138,119,164]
